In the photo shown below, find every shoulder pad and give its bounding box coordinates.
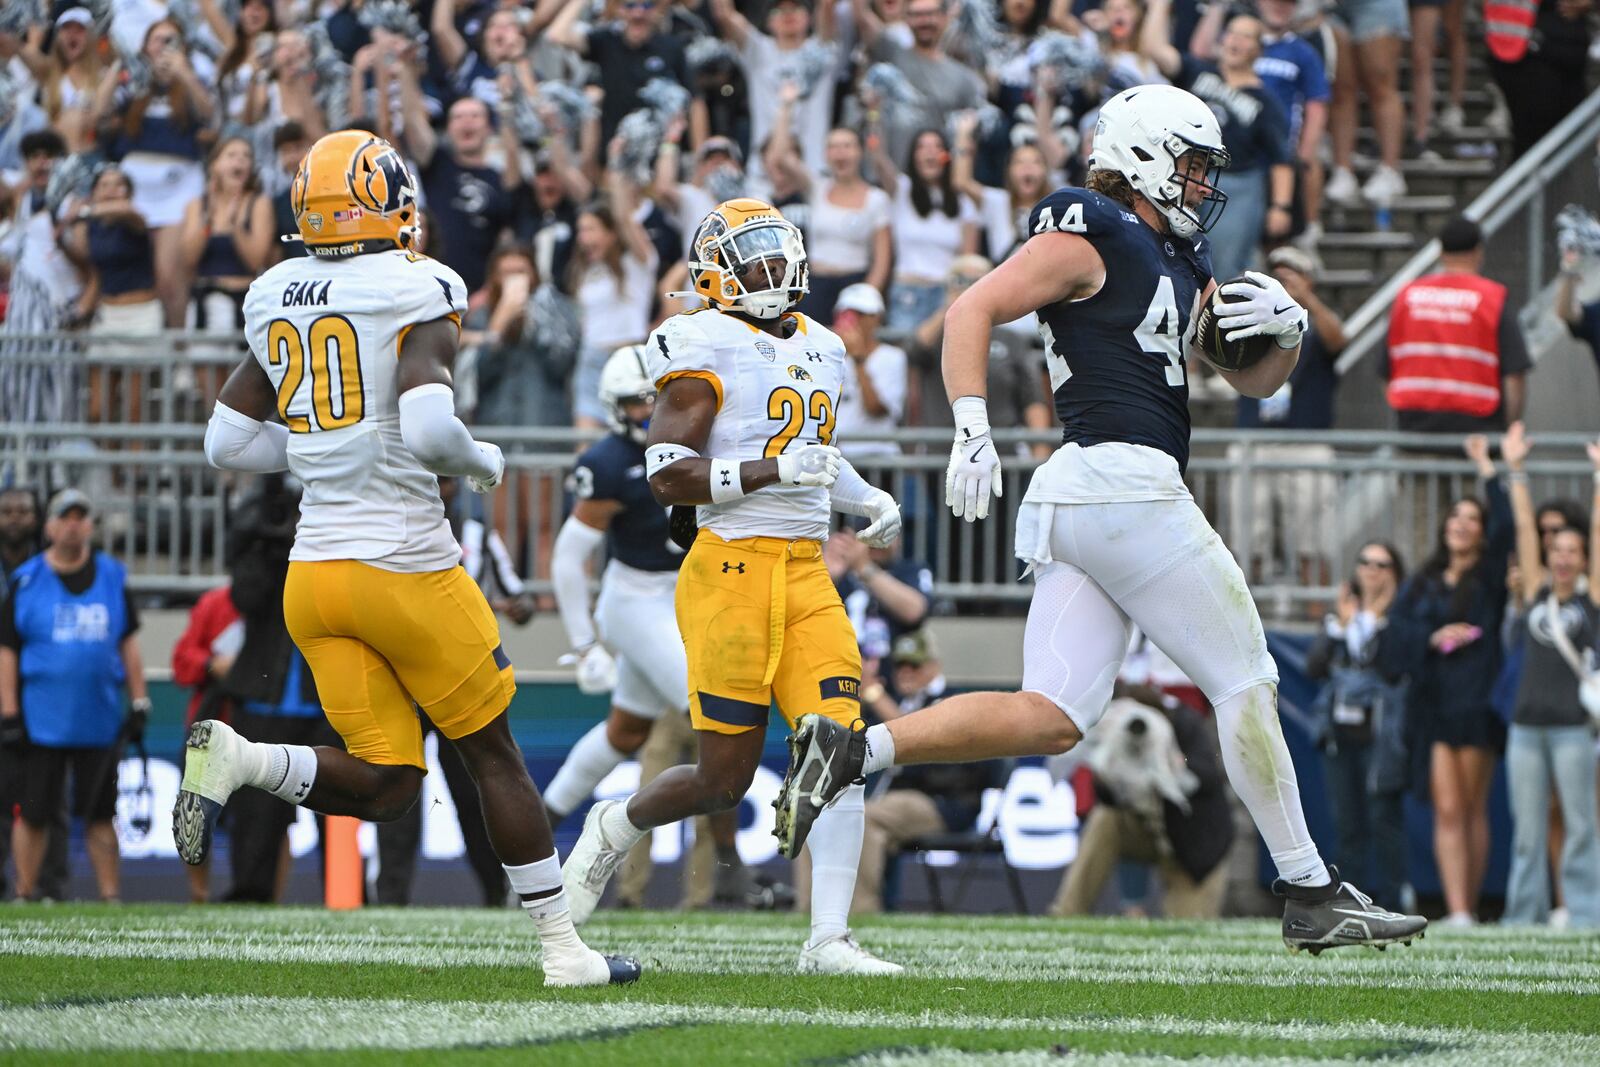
[646,313,713,383]
[1025,188,1137,242]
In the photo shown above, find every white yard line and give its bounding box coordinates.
[0,995,1595,1059]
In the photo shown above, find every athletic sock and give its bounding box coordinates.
[543,723,631,818]
[506,856,600,978]
[804,782,865,947]
[239,738,318,805]
[862,724,895,776]
[1213,686,1331,888]
[600,796,649,852]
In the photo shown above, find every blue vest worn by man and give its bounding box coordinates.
[10,552,128,748]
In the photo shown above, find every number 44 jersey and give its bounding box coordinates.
[646,307,846,543]
[1025,187,1213,504]
[242,249,470,572]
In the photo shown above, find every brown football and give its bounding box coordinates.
[1195,277,1277,372]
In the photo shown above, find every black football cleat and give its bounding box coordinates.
[1275,868,1428,955]
[772,715,865,860]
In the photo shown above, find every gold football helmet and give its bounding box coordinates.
[686,198,808,320]
[290,130,420,257]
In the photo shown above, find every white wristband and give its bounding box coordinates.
[951,395,991,437]
[709,458,746,503]
[645,442,699,480]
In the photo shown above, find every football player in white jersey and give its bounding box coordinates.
[561,199,905,974]
[178,130,638,986]
[776,87,1427,954]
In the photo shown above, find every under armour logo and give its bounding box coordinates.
[806,350,823,363]
[661,451,677,462]
[719,471,732,486]
[722,561,746,574]
[293,780,312,801]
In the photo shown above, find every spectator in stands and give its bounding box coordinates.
[432,0,544,111]
[825,527,931,665]
[0,129,83,426]
[1408,0,1467,159]
[708,0,838,182]
[832,284,907,460]
[467,246,576,433]
[868,123,980,339]
[1384,216,1529,437]
[1309,540,1412,911]
[1500,424,1600,928]
[820,629,1007,914]
[906,254,1051,446]
[0,485,67,904]
[771,95,892,322]
[1486,0,1593,159]
[1205,0,1328,250]
[951,112,1059,265]
[1231,246,1344,583]
[1049,695,1235,918]
[60,165,159,423]
[268,122,312,257]
[202,0,276,129]
[16,7,102,155]
[853,0,986,167]
[653,117,747,264]
[0,489,149,903]
[179,137,275,385]
[94,19,213,328]
[1386,435,1514,926]
[170,566,242,904]
[243,27,330,143]
[400,79,520,297]
[1076,0,1169,93]
[512,130,592,287]
[1321,0,1407,210]
[1237,246,1344,429]
[568,157,658,429]
[1142,1,1292,284]
[1555,222,1600,383]
[547,0,692,145]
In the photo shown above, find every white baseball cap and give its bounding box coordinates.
[55,7,93,29]
[834,283,885,317]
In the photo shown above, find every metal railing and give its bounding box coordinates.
[1334,88,1600,381]
[6,422,1597,624]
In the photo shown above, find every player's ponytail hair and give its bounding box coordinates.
[1085,168,1136,209]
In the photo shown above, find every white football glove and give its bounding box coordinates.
[857,489,902,548]
[573,643,617,695]
[1215,271,1307,348]
[468,442,506,493]
[776,443,842,488]
[945,396,1002,522]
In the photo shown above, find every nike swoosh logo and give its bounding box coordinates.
[1274,304,1296,315]
[969,443,988,462]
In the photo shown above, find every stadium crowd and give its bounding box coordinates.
[0,0,1597,928]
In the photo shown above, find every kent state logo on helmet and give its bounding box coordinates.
[292,130,420,257]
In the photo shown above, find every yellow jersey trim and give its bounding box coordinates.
[657,369,725,412]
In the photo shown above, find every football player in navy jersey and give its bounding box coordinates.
[777,85,1427,954]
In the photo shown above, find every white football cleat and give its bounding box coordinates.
[797,933,904,976]
[543,948,642,987]
[172,719,249,866]
[561,799,631,927]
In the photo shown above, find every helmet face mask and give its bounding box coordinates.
[688,200,809,320]
[1093,87,1231,240]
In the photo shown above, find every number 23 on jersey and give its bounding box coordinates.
[266,314,365,432]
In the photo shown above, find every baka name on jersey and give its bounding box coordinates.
[282,280,333,307]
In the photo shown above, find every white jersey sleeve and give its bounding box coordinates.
[647,309,848,543]
[241,250,471,572]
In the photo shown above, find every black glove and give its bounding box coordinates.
[126,698,151,745]
[0,715,25,750]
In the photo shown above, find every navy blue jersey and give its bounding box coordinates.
[1027,187,1214,472]
[572,433,683,573]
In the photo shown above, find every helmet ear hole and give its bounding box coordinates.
[1131,146,1155,162]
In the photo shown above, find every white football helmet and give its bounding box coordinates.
[598,344,655,443]
[1091,85,1231,239]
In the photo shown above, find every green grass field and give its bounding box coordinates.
[0,905,1594,1065]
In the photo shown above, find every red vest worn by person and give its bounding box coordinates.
[1386,272,1507,419]
[1485,0,1537,62]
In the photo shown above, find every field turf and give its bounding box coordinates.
[0,906,1594,1065]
